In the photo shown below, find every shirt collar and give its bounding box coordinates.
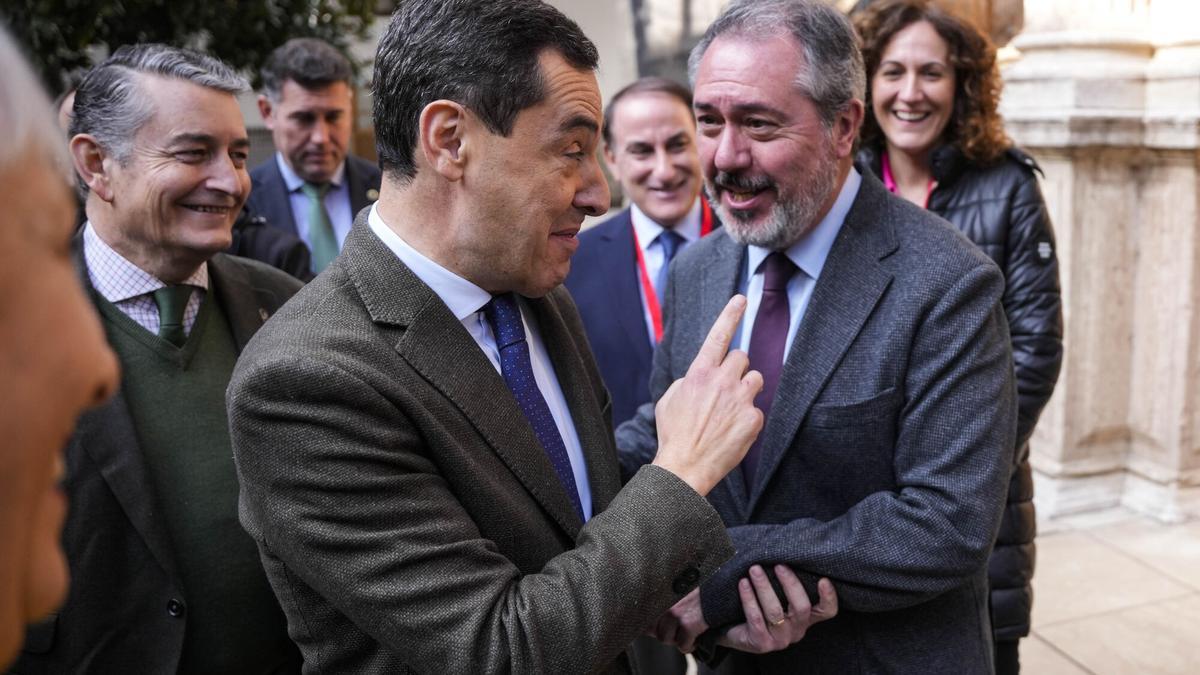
[82,221,209,302]
[366,204,493,320]
[276,152,346,192]
[630,198,702,251]
[746,167,861,281]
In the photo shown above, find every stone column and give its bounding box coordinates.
[1003,0,1200,522]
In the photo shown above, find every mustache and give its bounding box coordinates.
[711,171,775,193]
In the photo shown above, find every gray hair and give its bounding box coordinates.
[70,43,248,164]
[0,24,72,179]
[260,38,353,102]
[688,0,865,127]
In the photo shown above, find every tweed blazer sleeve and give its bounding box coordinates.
[228,245,734,673]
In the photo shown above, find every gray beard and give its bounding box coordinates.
[711,152,838,251]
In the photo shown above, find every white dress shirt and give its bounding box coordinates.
[83,222,208,335]
[277,153,353,250]
[736,168,862,358]
[630,199,702,345]
[367,205,593,520]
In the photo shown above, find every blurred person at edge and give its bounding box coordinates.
[0,23,118,669]
[852,2,1063,673]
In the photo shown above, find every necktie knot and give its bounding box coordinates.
[484,293,525,350]
[153,285,193,347]
[759,252,796,292]
[658,229,684,263]
[301,182,331,200]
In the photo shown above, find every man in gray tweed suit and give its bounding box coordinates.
[618,1,1017,673]
[224,1,842,673]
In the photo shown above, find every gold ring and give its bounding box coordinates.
[770,616,787,626]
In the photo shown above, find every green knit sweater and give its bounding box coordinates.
[96,291,297,674]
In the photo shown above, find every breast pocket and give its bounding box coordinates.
[796,387,903,501]
[807,387,902,428]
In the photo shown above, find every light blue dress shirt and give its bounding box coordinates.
[367,205,593,520]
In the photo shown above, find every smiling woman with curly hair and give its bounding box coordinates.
[853,2,1064,674]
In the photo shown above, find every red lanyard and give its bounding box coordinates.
[632,200,715,342]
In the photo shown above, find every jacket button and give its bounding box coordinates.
[166,599,186,618]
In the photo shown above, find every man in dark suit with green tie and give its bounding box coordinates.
[244,37,382,277]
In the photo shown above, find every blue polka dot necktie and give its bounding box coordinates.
[484,293,584,521]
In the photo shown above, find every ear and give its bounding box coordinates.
[70,134,115,202]
[832,99,865,159]
[257,95,275,129]
[418,100,468,181]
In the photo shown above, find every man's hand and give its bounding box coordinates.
[718,565,839,654]
[651,588,707,654]
[652,295,764,495]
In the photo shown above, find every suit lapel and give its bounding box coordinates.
[528,293,622,513]
[693,233,754,520]
[341,221,585,538]
[259,160,299,236]
[746,177,898,512]
[208,254,276,352]
[604,212,654,369]
[70,241,182,579]
[346,157,379,219]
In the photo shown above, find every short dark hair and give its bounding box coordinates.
[372,0,599,181]
[71,43,246,164]
[688,0,864,128]
[602,77,693,148]
[260,38,353,102]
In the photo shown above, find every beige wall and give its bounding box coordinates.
[1004,0,1200,522]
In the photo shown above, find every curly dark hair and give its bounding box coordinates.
[854,0,1009,165]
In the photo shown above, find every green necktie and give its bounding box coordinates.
[153,285,193,347]
[301,181,338,273]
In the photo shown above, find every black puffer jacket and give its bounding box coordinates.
[857,144,1064,641]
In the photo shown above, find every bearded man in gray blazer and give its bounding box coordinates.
[617,1,1018,673]
[223,1,844,673]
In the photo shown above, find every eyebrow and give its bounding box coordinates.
[559,114,599,135]
[694,101,786,118]
[169,133,251,150]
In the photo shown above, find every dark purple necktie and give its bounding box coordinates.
[742,252,796,489]
[484,293,584,520]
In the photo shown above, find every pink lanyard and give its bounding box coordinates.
[881,150,936,209]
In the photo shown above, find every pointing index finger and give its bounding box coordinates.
[689,295,747,374]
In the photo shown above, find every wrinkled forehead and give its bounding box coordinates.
[693,34,809,116]
[132,75,248,144]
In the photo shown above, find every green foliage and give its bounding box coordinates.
[3,0,379,93]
